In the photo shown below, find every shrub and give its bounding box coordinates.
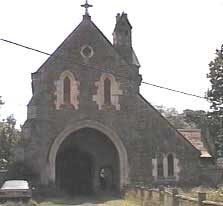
[6,161,38,183]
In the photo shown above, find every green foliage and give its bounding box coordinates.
[185,187,223,203]
[184,110,216,139]
[207,46,223,157]
[156,106,217,155]
[102,200,139,206]
[0,97,22,169]
[207,188,223,202]
[207,47,223,111]
[7,161,37,182]
[183,110,208,128]
[156,105,207,129]
[156,105,191,129]
[0,115,22,169]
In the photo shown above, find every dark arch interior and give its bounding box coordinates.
[56,128,119,196]
[56,146,93,195]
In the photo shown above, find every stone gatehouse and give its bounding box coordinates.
[22,2,212,195]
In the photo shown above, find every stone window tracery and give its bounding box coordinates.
[152,153,180,181]
[54,70,80,110]
[80,45,94,59]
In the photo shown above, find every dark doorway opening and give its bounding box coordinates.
[55,128,120,196]
[56,146,93,195]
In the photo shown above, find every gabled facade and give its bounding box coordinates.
[23,7,209,195]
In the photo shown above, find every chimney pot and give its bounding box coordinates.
[116,13,121,22]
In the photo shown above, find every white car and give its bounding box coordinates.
[0,180,32,202]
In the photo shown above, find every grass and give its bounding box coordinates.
[181,187,223,202]
[38,187,223,205]
[99,199,140,206]
[38,195,140,206]
[40,200,138,206]
[206,189,223,202]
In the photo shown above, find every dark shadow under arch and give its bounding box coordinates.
[56,145,93,195]
[48,120,129,190]
[55,128,120,195]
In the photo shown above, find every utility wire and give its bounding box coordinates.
[0,38,208,100]
[142,82,207,100]
[0,39,51,56]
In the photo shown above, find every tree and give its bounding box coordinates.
[183,110,206,128]
[157,105,216,156]
[156,105,195,129]
[207,46,223,112]
[207,45,223,158]
[0,115,22,169]
[0,97,22,169]
[0,96,3,106]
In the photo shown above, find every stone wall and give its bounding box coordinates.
[199,165,223,186]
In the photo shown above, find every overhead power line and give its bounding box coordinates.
[0,38,208,100]
[142,82,207,100]
[0,39,51,56]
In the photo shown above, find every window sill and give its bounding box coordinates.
[102,104,116,111]
[154,176,177,184]
[60,103,75,110]
[157,176,176,180]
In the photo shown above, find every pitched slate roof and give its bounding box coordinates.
[37,14,139,73]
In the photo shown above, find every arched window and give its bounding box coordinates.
[157,154,164,178]
[64,77,71,104]
[93,73,122,110]
[55,70,80,110]
[104,78,111,105]
[167,154,174,177]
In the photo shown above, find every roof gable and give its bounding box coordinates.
[37,17,130,73]
[137,94,205,155]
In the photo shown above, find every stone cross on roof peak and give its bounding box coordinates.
[81,0,93,16]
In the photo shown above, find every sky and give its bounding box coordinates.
[0,0,223,126]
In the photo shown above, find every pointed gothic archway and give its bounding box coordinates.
[47,120,129,193]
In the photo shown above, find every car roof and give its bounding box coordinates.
[1,180,29,190]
